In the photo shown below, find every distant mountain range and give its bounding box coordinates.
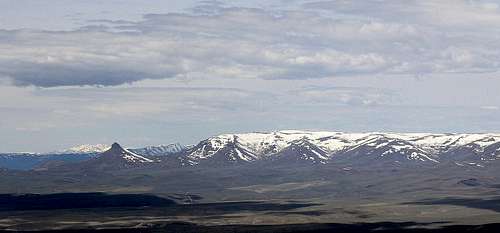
[0,143,186,170]
[2,130,500,170]
[181,130,500,167]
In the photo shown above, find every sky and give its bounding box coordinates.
[1,0,500,152]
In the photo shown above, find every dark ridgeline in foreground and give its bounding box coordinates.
[2,193,500,233]
[0,193,175,211]
[2,222,500,233]
[2,192,500,232]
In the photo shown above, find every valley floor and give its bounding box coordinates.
[1,163,500,232]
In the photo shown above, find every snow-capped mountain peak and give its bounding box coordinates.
[129,143,186,156]
[104,143,155,163]
[59,144,111,154]
[6,131,500,170]
[182,130,500,165]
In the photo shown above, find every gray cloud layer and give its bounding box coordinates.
[2,0,500,87]
[3,0,500,152]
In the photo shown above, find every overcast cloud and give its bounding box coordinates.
[1,0,500,152]
[2,1,500,87]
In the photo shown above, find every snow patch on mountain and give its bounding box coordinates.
[130,143,185,156]
[120,148,154,163]
[105,143,155,163]
[59,144,111,154]
[185,130,500,164]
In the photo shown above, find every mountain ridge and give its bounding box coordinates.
[2,130,500,170]
[180,130,500,166]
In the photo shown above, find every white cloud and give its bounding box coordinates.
[417,0,500,27]
[1,2,500,87]
[481,106,499,111]
[2,1,500,151]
